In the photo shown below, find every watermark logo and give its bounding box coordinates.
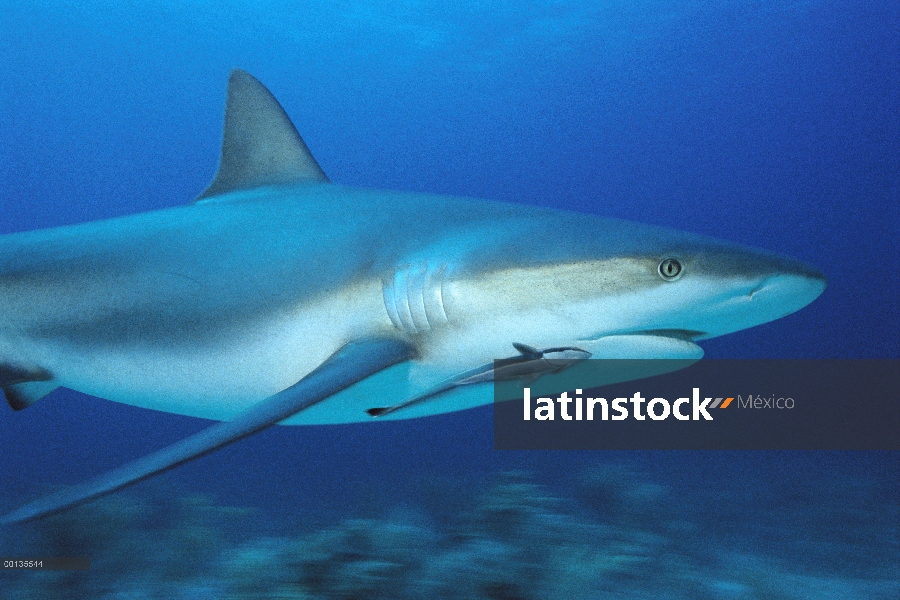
[494,359,899,450]
[736,395,794,409]
[522,388,740,421]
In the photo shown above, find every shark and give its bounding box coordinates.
[0,70,826,524]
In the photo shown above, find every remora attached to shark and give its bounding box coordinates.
[0,71,825,523]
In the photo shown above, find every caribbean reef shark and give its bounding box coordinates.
[0,71,825,523]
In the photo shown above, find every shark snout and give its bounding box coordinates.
[747,270,826,315]
[745,249,826,302]
[730,258,826,330]
[685,250,826,340]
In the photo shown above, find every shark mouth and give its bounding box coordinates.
[635,329,707,341]
[577,330,706,360]
[580,329,706,343]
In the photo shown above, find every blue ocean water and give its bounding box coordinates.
[0,1,897,597]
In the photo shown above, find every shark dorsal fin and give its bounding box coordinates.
[196,70,329,201]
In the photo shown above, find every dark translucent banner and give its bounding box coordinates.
[493,360,900,450]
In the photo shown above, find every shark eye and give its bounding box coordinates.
[658,258,683,281]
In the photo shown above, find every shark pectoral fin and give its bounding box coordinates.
[0,337,414,525]
[195,70,329,202]
[3,381,58,411]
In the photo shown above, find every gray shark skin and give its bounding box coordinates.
[0,71,825,523]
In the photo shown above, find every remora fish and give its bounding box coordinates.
[0,71,826,523]
[366,343,592,417]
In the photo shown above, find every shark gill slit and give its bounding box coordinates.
[382,263,449,335]
[394,268,417,333]
[382,277,403,330]
[425,264,449,326]
[407,264,429,332]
